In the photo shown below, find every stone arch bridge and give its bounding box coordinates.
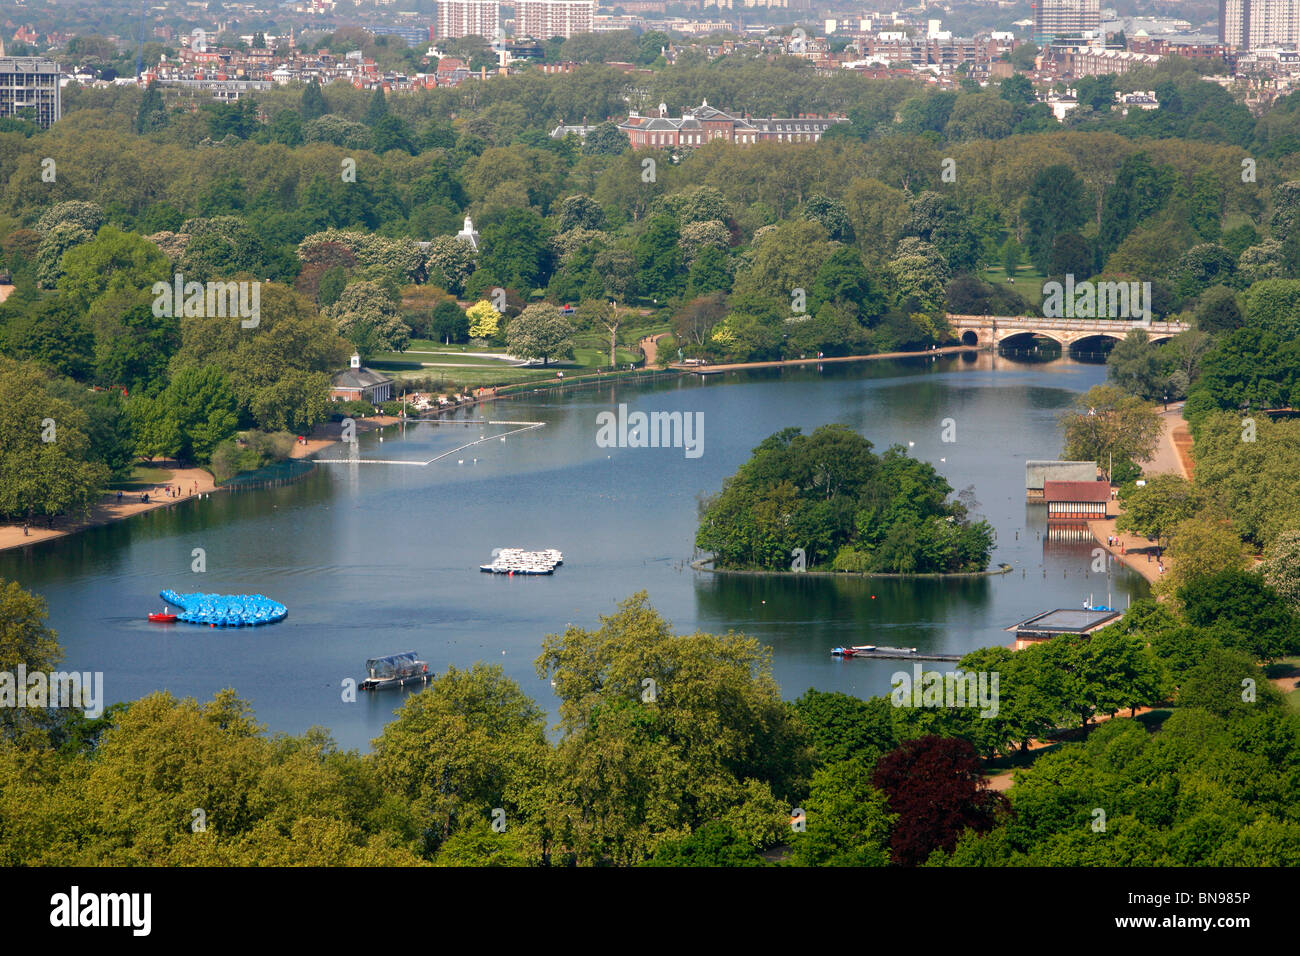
[948,314,1190,350]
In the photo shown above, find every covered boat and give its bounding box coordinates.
[360,652,432,691]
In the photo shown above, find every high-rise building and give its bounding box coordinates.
[437,0,501,40]
[1220,0,1300,48]
[0,57,61,128]
[514,0,595,40]
[1032,0,1101,44]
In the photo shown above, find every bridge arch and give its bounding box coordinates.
[998,330,1062,350]
[960,329,979,347]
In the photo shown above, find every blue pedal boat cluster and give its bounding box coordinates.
[159,589,288,627]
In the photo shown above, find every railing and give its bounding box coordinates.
[217,458,316,491]
[948,314,1191,332]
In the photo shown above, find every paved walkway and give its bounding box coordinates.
[639,332,668,365]
[1082,402,1191,586]
[1147,404,1191,479]
[0,463,216,554]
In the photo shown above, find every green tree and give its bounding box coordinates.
[644,822,765,867]
[0,358,111,523]
[479,210,552,292]
[582,121,627,156]
[634,214,685,302]
[536,592,810,865]
[430,301,469,344]
[790,690,896,767]
[423,236,477,295]
[58,226,170,312]
[136,81,167,134]
[685,245,730,298]
[1059,385,1162,479]
[1161,514,1248,595]
[327,280,410,356]
[1196,285,1243,332]
[787,756,894,866]
[93,302,180,394]
[301,79,328,121]
[1115,474,1198,548]
[1106,329,1166,400]
[1001,237,1022,277]
[1178,569,1299,661]
[363,86,388,126]
[1022,165,1088,274]
[505,303,576,366]
[373,664,549,857]
[154,366,238,462]
[1261,529,1300,611]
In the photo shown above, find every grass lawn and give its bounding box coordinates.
[981,264,1048,309]
[372,351,517,367]
[372,344,642,388]
[110,465,174,492]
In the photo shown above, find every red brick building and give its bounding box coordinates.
[1043,480,1111,520]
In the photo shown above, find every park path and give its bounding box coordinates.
[1084,403,1193,586]
[1146,404,1191,479]
[0,463,216,554]
[639,332,667,365]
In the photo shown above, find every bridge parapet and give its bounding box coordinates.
[945,314,1191,348]
[948,314,1190,332]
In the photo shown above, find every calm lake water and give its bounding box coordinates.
[0,352,1148,750]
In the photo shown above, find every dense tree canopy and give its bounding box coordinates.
[697,425,995,573]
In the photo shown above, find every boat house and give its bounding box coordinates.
[330,354,393,404]
[1026,460,1098,499]
[1043,480,1111,520]
[1005,607,1123,650]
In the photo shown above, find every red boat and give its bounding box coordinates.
[148,609,177,623]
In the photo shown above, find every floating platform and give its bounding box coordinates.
[160,589,288,627]
[831,645,962,662]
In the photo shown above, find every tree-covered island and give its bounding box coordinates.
[696,424,996,574]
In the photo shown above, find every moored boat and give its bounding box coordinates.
[360,652,432,691]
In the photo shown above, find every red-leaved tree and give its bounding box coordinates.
[872,735,1008,865]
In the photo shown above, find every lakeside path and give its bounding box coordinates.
[0,415,413,555]
[1086,404,1193,586]
[670,344,975,373]
[0,463,217,555]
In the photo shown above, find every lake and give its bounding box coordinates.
[0,351,1148,749]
